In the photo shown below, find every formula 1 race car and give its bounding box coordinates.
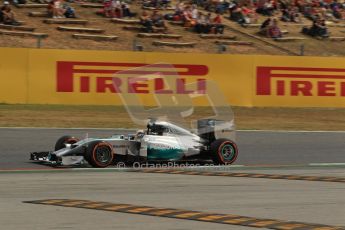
[30,119,238,167]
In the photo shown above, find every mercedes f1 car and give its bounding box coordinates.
[30,119,238,167]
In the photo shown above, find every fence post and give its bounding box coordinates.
[133,39,143,51]
[217,44,227,53]
[300,44,304,56]
[36,36,42,48]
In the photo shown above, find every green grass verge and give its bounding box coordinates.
[1,104,345,130]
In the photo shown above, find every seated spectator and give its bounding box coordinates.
[215,0,229,14]
[122,2,133,17]
[151,10,167,31]
[143,0,170,9]
[194,11,211,33]
[203,0,216,12]
[302,18,329,37]
[241,4,256,24]
[330,0,341,11]
[303,4,315,20]
[63,3,75,18]
[160,0,171,9]
[175,0,184,14]
[295,0,306,13]
[267,18,282,38]
[47,1,54,17]
[52,0,66,18]
[99,0,134,18]
[229,4,245,24]
[332,5,342,19]
[12,0,26,4]
[2,5,20,25]
[164,3,184,21]
[229,1,240,20]
[142,0,156,8]
[111,0,122,18]
[0,1,11,23]
[281,6,301,22]
[211,13,224,34]
[259,17,271,35]
[256,0,275,16]
[320,6,335,21]
[182,5,194,27]
[103,0,112,17]
[140,10,154,32]
[191,4,198,20]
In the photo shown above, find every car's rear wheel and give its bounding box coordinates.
[86,141,114,168]
[210,138,238,165]
[54,135,79,151]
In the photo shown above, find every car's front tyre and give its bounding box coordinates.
[86,141,114,168]
[54,135,79,151]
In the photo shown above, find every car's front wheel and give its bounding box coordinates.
[54,135,79,151]
[86,141,114,168]
[210,138,238,165]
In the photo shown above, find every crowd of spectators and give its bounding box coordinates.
[140,10,167,32]
[260,17,282,38]
[302,16,329,37]
[0,1,20,25]
[98,0,134,18]
[280,6,301,22]
[135,0,334,37]
[1,0,340,39]
[161,2,225,34]
[196,0,338,38]
[47,0,76,18]
[229,2,258,24]
[142,0,171,9]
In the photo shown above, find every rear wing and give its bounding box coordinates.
[197,119,236,144]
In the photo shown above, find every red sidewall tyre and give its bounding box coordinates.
[87,141,114,168]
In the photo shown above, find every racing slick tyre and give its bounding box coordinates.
[86,141,114,168]
[210,138,238,165]
[54,135,79,151]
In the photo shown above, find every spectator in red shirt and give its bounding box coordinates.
[212,13,224,34]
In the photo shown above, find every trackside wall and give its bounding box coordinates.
[1,47,345,107]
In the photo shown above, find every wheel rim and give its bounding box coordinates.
[221,143,236,161]
[95,145,112,164]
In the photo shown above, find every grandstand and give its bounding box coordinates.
[1,0,345,56]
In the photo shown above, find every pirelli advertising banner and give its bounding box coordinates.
[1,47,345,107]
[254,55,345,107]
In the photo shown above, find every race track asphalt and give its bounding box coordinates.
[0,128,344,169]
[0,128,344,230]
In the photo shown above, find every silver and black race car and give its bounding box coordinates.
[30,119,238,167]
